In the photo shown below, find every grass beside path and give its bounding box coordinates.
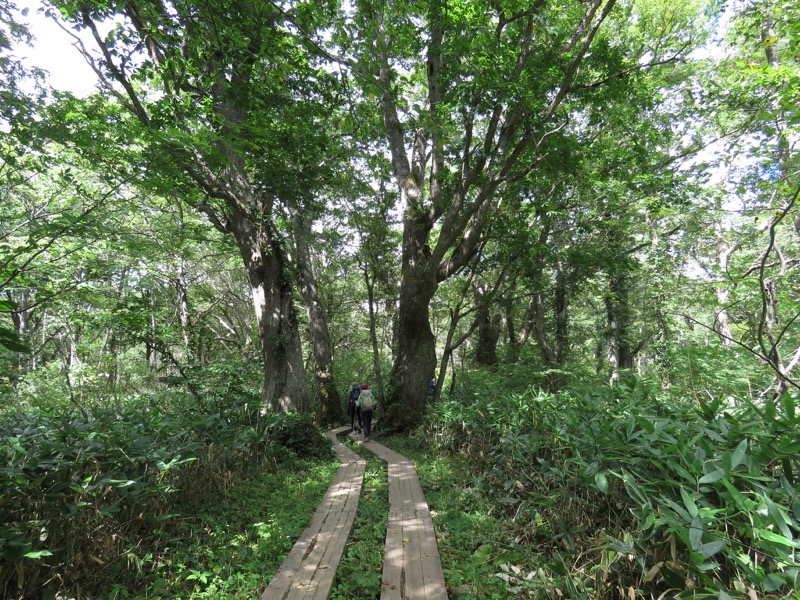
[107,457,340,599]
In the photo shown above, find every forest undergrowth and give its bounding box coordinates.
[0,390,335,598]
[404,373,800,599]
[2,372,799,599]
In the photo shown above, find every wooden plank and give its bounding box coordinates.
[381,462,406,600]
[261,428,365,600]
[397,462,422,599]
[358,440,448,600]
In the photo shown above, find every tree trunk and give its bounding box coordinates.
[502,281,521,362]
[228,208,308,412]
[474,288,500,367]
[145,290,159,379]
[606,271,632,384]
[290,209,340,423]
[176,258,191,350]
[714,221,739,346]
[364,267,387,408]
[554,266,569,363]
[9,289,33,370]
[385,265,438,431]
[532,262,570,392]
[517,296,536,346]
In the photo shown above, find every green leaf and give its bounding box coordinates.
[780,394,798,424]
[667,459,695,483]
[763,573,786,592]
[757,529,797,547]
[763,495,794,541]
[720,477,752,512]
[722,451,733,475]
[636,416,655,434]
[0,326,31,353]
[702,427,726,442]
[689,514,704,551]
[698,540,725,558]
[699,469,724,484]
[731,439,747,470]
[681,487,699,518]
[24,550,53,559]
[622,472,649,507]
[595,471,609,494]
[663,498,692,524]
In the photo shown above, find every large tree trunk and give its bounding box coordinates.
[290,209,340,423]
[229,208,308,412]
[385,266,438,431]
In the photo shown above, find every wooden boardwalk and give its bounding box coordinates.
[260,426,365,600]
[353,435,448,600]
[260,426,447,600]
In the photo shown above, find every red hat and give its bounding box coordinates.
[361,383,370,390]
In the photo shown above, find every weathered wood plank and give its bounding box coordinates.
[260,428,365,600]
[356,438,448,600]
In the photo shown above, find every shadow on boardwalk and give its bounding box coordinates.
[260,426,448,600]
[353,433,448,600]
[260,426,365,600]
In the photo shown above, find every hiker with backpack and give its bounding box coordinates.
[347,383,362,433]
[357,383,376,442]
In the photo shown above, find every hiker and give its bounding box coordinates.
[347,383,362,433]
[357,383,376,442]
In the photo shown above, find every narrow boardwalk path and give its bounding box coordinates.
[352,435,448,600]
[260,427,448,600]
[260,426,365,600]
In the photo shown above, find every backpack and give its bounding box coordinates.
[360,391,375,411]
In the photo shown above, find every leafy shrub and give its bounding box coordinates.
[0,396,333,597]
[273,412,332,461]
[423,377,800,598]
[0,404,195,596]
[655,342,771,402]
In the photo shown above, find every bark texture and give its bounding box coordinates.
[291,209,340,422]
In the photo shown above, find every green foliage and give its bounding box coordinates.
[655,341,772,401]
[423,378,800,598]
[0,402,193,595]
[0,396,334,596]
[333,349,392,408]
[153,459,338,598]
